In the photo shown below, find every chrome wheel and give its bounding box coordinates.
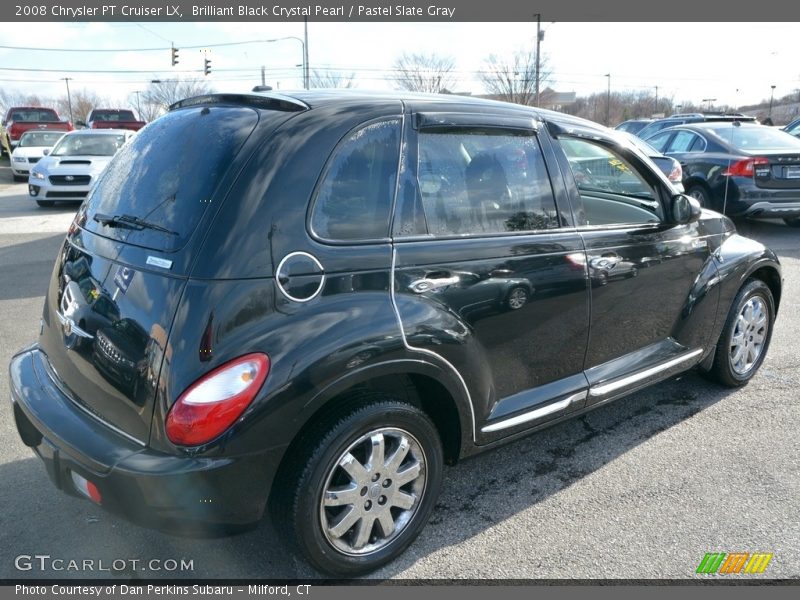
[729,296,768,376]
[507,287,528,310]
[320,427,427,556]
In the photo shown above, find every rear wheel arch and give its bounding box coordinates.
[684,179,713,209]
[270,365,467,503]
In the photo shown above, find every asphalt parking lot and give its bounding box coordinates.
[0,155,797,581]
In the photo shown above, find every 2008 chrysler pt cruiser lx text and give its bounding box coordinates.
[10,91,781,575]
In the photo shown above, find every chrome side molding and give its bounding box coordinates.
[481,390,587,433]
[589,348,703,397]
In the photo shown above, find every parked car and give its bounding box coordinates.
[27,129,135,207]
[614,118,653,135]
[782,117,800,138]
[81,108,146,132]
[10,91,781,576]
[1,106,72,151]
[618,131,684,192]
[9,130,65,181]
[636,112,756,141]
[644,121,800,226]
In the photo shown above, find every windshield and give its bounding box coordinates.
[84,105,260,252]
[711,126,800,153]
[52,134,127,156]
[19,131,64,147]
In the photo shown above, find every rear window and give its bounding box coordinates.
[709,126,800,152]
[84,105,259,252]
[93,110,136,121]
[8,109,59,122]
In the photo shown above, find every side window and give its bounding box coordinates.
[690,135,707,152]
[646,132,672,152]
[668,130,698,152]
[310,119,401,241]
[417,131,558,236]
[559,136,663,226]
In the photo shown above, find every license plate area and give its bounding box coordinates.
[784,165,800,179]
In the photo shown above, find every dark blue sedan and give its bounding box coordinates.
[645,122,800,227]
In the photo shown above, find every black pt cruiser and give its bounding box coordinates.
[9,91,781,575]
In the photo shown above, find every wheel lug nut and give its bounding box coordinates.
[378,496,387,505]
[360,487,368,496]
[372,473,380,482]
[364,500,372,510]
[383,479,391,487]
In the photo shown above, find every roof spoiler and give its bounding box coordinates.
[169,93,309,112]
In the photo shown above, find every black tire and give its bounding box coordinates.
[272,399,443,576]
[36,200,55,208]
[783,217,800,228]
[506,286,529,310]
[686,184,710,209]
[708,279,775,387]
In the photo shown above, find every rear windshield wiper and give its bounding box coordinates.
[93,212,178,235]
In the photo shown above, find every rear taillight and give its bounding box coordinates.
[723,157,769,177]
[667,162,683,184]
[165,353,270,446]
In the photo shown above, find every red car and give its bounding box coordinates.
[83,109,146,132]
[2,107,72,151]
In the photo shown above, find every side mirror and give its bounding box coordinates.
[43,149,50,156]
[671,194,701,224]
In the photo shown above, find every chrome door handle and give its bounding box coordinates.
[409,276,460,293]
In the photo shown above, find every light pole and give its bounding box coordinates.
[264,36,307,89]
[654,85,659,115]
[133,90,142,119]
[534,13,541,107]
[769,85,776,119]
[61,77,73,125]
[605,73,611,126]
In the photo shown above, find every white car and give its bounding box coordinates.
[28,129,135,207]
[9,130,65,182]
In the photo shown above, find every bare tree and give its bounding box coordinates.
[478,49,552,106]
[55,88,106,125]
[140,78,215,119]
[309,69,355,89]
[391,53,456,93]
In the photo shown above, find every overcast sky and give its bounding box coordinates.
[1,21,797,110]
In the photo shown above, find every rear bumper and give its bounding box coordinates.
[9,347,282,534]
[740,201,800,219]
[726,182,800,218]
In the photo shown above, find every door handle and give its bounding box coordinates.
[409,275,460,293]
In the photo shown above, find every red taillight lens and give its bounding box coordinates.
[667,162,683,184]
[165,353,270,446]
[723,157,769,177]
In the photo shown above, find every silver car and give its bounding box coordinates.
[28,129,135,207]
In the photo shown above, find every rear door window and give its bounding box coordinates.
[84,105,260,252]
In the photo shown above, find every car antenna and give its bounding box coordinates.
[721,120,743,216]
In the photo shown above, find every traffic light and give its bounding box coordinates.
[171,46,179,66]
[204,57,211,76]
